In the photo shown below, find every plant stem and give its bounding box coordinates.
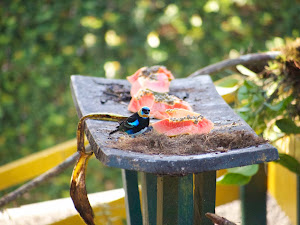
[189,51,281,77]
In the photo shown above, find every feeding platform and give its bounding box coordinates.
[70,75,278,225]
[71,75,278,174]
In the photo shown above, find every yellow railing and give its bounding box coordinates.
[0,139,78,191]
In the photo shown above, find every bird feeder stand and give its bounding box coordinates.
[70,75,278,225]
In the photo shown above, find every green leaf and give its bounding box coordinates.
[276,119,300,134]
[237,86,249,101]
[243,80,257,89]
[264,95,293,112]
[227,164,259,176]
[215,77,239,88]
[217,165,259,185]
[265,102,284,111]
[217,173,251,185]
[236,65,257,77]
[236,106,250,113]
[276,153,300,175]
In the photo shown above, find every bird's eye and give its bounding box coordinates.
[142,108,150,113]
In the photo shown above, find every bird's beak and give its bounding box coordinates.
[142,113,149,118]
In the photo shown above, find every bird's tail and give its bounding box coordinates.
[109,129,118,135]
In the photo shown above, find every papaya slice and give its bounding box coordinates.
[127,66,174,96]
[127,67,142,84]
[128,89,193,120]
[152,109,214,136]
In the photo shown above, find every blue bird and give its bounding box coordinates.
[109,106,151,137]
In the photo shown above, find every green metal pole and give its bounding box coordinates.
[194,171,216,225]
[241,164,267,225]
[122,169,143,225]
[141,172,157,225]
[178,174,194,225]
[156,175,179,225]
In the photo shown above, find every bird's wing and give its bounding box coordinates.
[123,114,139,129]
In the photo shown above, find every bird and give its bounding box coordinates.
[109,106,151,137]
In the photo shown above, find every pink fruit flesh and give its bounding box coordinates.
[152,118,214,136]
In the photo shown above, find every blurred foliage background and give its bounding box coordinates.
[0,0,299,205]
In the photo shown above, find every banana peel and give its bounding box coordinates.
[70,151,94,225]
[70,113,127,225]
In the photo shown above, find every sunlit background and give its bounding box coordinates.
[0,0,299,205]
